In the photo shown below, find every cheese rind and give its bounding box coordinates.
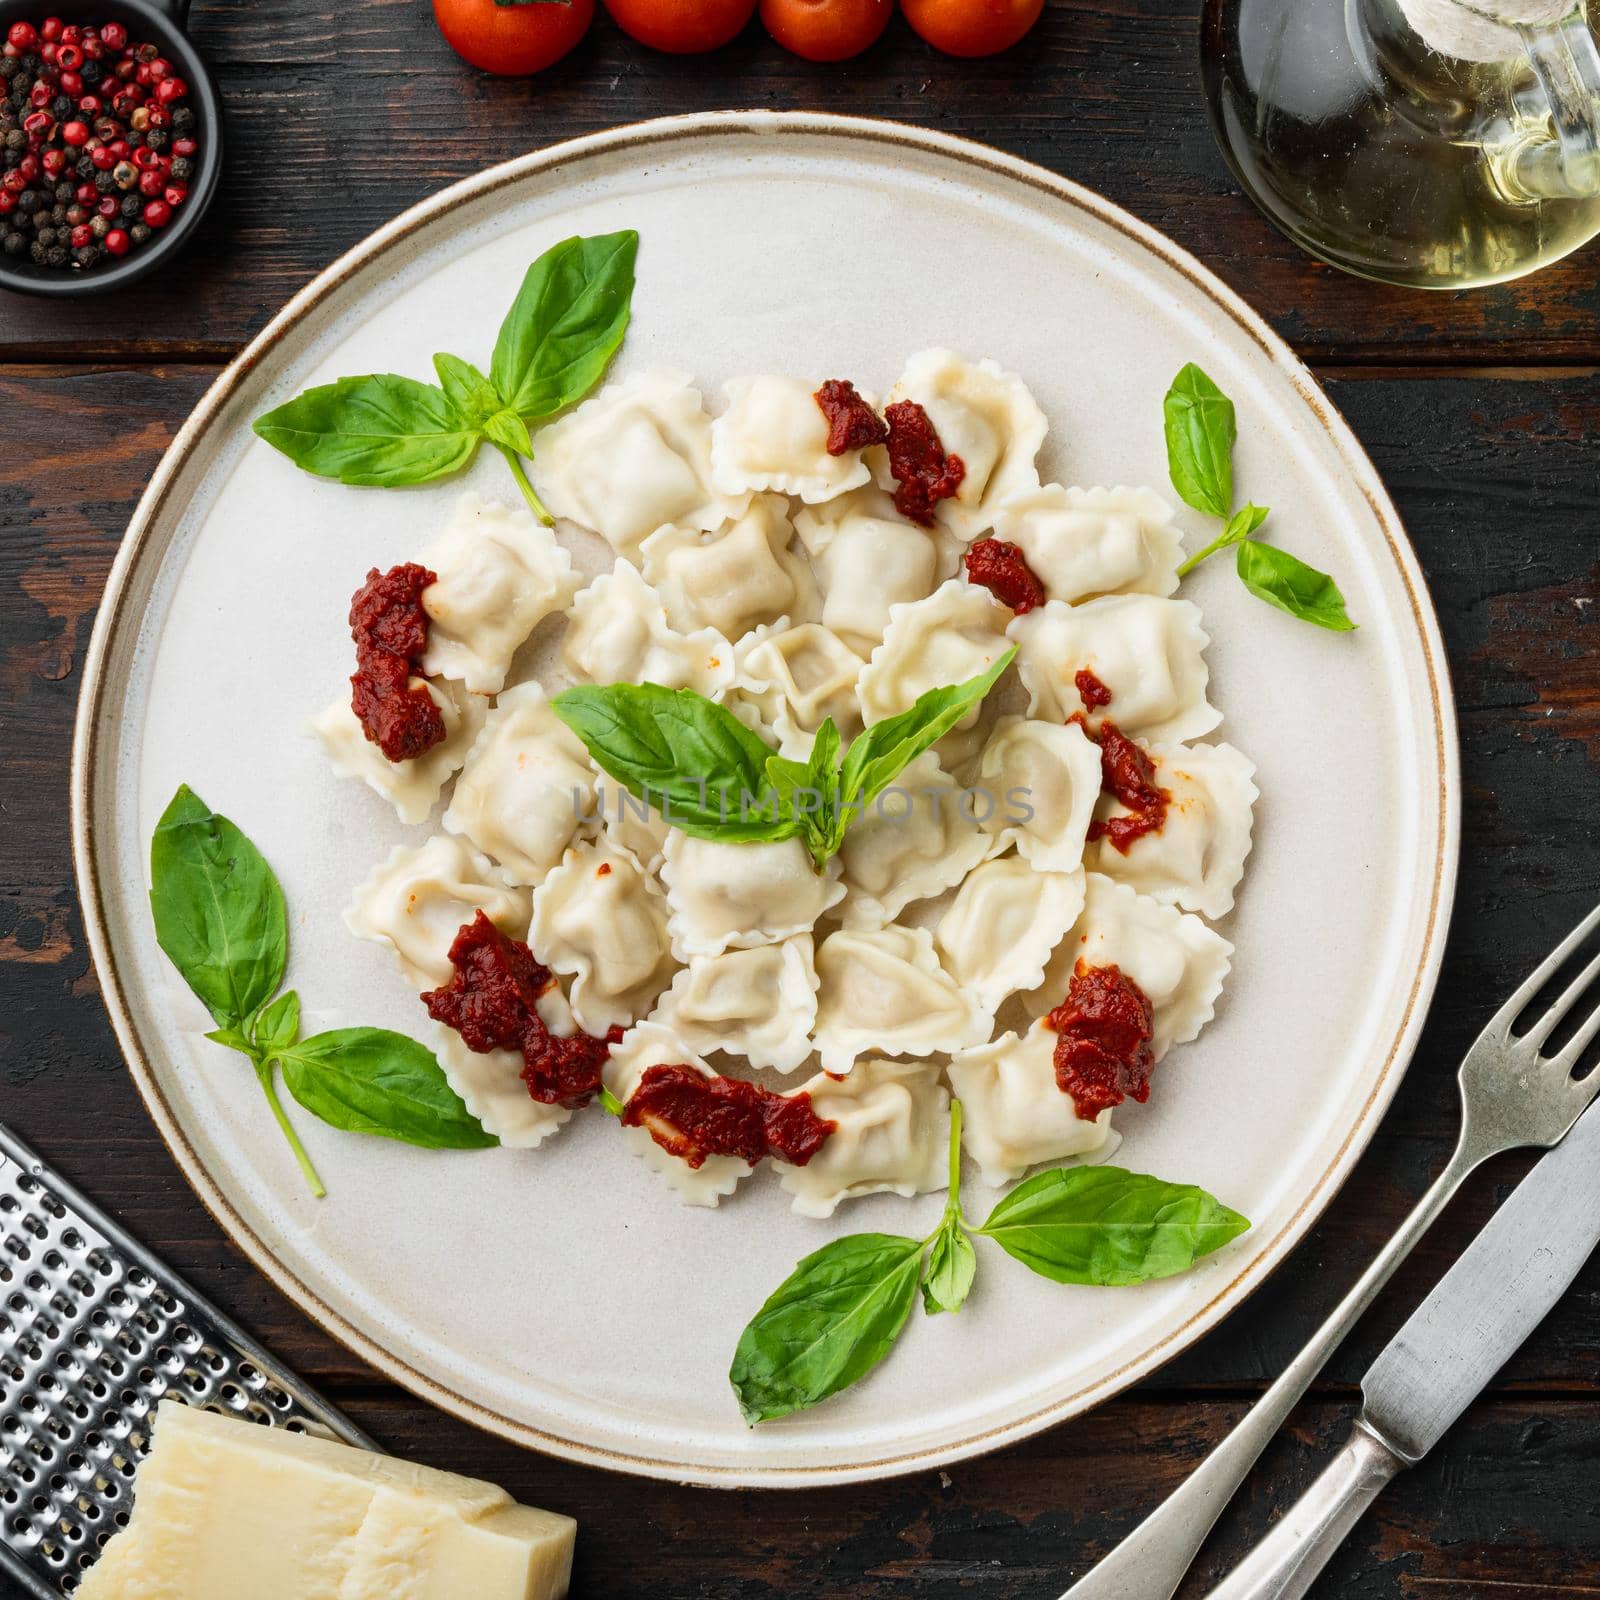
[77,1401,575,1600]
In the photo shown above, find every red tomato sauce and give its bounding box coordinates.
[1046,960,1156,1119]
[964,537,1045,613]
[421,911,615,1108]
[1074,668,1113,710]
[1085,719,1171,852]
[348,563,446,763]
[622,1063,835,1169]
[814,379,889,455]
[883,399,965,525]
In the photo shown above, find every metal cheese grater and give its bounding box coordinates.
[0,1122,376,1599]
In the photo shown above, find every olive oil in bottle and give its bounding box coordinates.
[1201,0,1600,288]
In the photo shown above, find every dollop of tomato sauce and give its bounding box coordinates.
[1069,713,1171,853]
[814,379,889,455]
[1066,673,1171,852]
[348,563,446,764]
[1046,960,1156,1119]
[883,399,965,526]
[964,537,1045,613]
[421,911,615,1108]
[1074,668,1113,711]
[622,1064,835,1169]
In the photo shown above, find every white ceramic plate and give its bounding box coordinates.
[72,112,1458,1488]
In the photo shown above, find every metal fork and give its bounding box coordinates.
[1057,900,1600,1600]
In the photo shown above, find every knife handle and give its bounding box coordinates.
[1201,1419,1409,1600]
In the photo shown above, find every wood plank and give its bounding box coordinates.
[4,1,1600,363]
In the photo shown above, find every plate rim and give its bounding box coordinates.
[70,109,1461,1487]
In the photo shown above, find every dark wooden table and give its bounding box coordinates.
[4,2,1600,1594]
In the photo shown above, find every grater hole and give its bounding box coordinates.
[60,1227,84,1250]
[42,1248,65,1272]
[284,1418,308,1434]
[22,1214,45,1240]
[5,1239,30,1263]
[69,1270,95,1298]
[218,1383,245,1410]
[268,1388,292,1412]
[0,1193,16,1212]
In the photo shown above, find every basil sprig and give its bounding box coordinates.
[1166,363,1355,632]
[252,230,638,524]
[729,1101,1249,1423]
[150,786,495,1197]
[553,649,1014,869]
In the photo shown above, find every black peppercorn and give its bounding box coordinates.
[168,155,192,181]
[3,128,24,152]
[119,192,139,218]
[16,189,39,213]
[9,86,28,111]
[2,231,23,256]
[34,225,54,248]
[129,219,150,244]
[53,180,73,204]
[75,153,94,179]
[0,56,18,81]
[73,244,98,267]
[94,169,114,193]
[19,52,40,74]
[51,94,71,119]
[49,203,65,224]
[172,106,195,131]
[145,129,166,152]
[80,60,102,86]
[30,238,47,264]
[44,243,67,267]
[89,214,108,239]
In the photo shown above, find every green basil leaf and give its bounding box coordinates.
[278,1028,497,1150]
[978,1166,1250,1286]
[921,1221,977,1315]
[1235,539,1356,632]
[838,647,1015,813]
[253,374,482,487]
[432,352,499,423]
[729,1233,925,1423]
[806,718,842,791]
[1223,501,1270,545]
[482,408,533,456]
[490,232,639,421]
[150,785,287,1028]
[251,990,301,1059]
[554,683,797,843]
[1164,363,1236,520]
[203,1023,255,1059]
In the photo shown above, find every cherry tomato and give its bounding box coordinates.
[900,0,1042,56]
[433,0,595,74]
[603,0,756,53]
[760,0,890,60]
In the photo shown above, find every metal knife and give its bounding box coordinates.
[1202,1088,1600,1600]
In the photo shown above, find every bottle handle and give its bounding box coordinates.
[1515,6,1600,199]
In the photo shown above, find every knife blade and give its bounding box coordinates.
[1203,1089,1600,1600]
[1361,1075,1600,1462]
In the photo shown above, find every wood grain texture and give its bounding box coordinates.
[1,353,1597,1597]
[5,0,1600,362]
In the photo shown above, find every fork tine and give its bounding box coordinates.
[1554,994,1600,1074]
[1524,944,1600,1052]
[1489,900,1600,1039]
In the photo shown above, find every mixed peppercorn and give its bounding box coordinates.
[1,17,199,273]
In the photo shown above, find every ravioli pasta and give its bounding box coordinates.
[319,350,1257,1210]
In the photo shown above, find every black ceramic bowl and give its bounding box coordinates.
[0,0,221,297]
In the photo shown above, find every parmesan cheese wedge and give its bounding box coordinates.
[77,1400,575,1600]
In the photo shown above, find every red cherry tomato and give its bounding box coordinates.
[433,0,596,73]
[900,0,1042,56]
[760,0,890,59]
[603,0,756,53]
